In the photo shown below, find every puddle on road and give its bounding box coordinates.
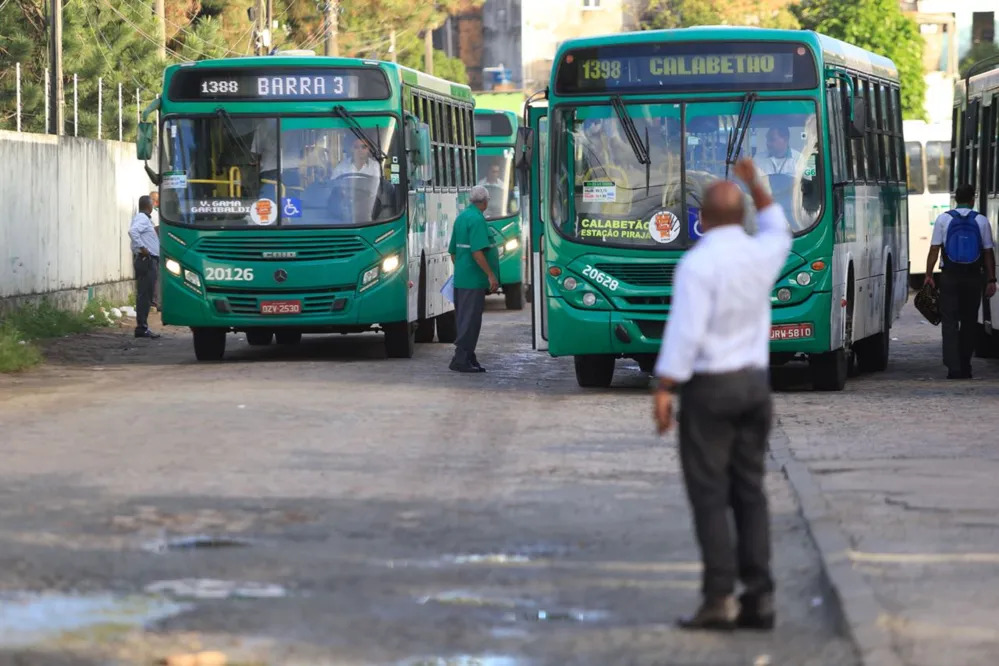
[142,534,256,553]
[145,578,287,600]
[0,592,189,647]
[418,589,608,625]
[390,544,572,570]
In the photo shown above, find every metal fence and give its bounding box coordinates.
[6,63,153,142]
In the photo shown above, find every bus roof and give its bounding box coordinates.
[965,60,999,99]
[552,27,898,83]
[162,55,473,102]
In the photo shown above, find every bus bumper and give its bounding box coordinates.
[770,291,832,354]
[160,268,409,330]
[547,298,664,357]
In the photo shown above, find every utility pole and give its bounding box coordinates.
[256,0,265,55]
[155,0,165,60]
[424,29,434,75]
[49,0,63,135]
[324,1,339,57]
[389,30,397,63]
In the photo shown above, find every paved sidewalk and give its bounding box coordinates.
[776,303,999,666]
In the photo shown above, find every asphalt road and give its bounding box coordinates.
[0,299,854,666]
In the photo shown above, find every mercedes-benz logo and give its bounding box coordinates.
[274,269,288,283]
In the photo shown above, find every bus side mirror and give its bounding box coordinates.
[408,121,432,183]
[515,127,534,171]
[847,97,867,138]
[136,121,154,160]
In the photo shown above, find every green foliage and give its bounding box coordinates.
[959,41,999,78]
[0,298,120,372]
[793,0,926,119]
[639,0,799,30]
[0,325,42,373]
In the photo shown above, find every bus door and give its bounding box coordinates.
[517,102,549,350]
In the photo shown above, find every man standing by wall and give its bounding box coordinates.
[128,196,161,340]
[652,159,791,631]
[448,186,500,373]
[924,184,996,379]
[149,190,161,311]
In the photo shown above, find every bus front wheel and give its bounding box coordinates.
[504,282,524,310]
[809,349,847,391]
[192,328,226,362]
[574,355,615,388]
[384,322,415,359]
[436,311,457,343]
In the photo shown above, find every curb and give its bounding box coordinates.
[769,422,904,666]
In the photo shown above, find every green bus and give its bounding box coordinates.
[136,52,476,360]
[519,28,909,390]
[951,58,999,352]
[474,108,526,309]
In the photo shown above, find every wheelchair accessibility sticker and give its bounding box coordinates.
[282,197,303,218]
[688,207,703,240]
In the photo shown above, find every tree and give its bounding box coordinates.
[639,0,799,31]
[794,0,926,119]
[959,41,999,78]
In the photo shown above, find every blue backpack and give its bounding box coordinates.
[944,210,983,266]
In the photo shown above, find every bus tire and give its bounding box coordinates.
[275,331,302,345]
[415,318,436,343]
[503,282,524,310]
[574,355,615,388]
[245,330,273,346]
[192,328,226,362]
[857,279,891,373]
[384,321,415,358]
[436,310,457,343]
[809,349,847,391]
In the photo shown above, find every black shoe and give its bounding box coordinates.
[736,593,775,631]
[470,361,487,373]
[135,328,161,339]
[449,360,480,373]
[676,596,737,631]
[947,370,972,379]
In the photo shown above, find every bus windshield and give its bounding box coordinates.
[925,140,950,194]
[160,115,404,227]
[551,99,822,249]
[476,150,519,220]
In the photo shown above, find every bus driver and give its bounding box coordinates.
[332,138,382,179]
[754,126,800,177]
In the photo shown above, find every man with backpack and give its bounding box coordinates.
[924,184,997,379]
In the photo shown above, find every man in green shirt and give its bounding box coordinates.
[448,185,500,373]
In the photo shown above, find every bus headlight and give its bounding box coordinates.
[165,258,181,276]
[183,269,201,288]
[776,288,792,302]
[381,255,400,273]
[795,272,812,286]
[563,277,578,291]
[362,267,379,285]
[582,292,597,306]
[504,238,519,252]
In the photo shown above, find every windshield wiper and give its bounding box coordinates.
[215,108,257,166]
[724,92,757,178]
[333,104,386,162]
[610,95,651,196]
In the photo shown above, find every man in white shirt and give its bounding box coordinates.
[754,126,800,177]
[148,190,161,311]
[652,158,791,632]
[923,184,996,379]
[127,196,161,339]
[478,162,504,187]
[332,138,381,179]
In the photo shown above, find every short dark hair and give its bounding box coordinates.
[955,184,975,206]
[767,126,790,141]
[138,195,152,212]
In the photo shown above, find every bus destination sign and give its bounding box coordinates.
[555,42,817,94]
[168,67,390,102]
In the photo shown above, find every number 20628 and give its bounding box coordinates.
[582,265,619,291]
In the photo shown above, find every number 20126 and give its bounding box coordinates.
[205,267,253,281]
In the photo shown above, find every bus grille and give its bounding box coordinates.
[207,286,354,315]
[196,235,368,261]
[592,263,675,286]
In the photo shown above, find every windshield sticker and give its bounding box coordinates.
[649,210,681,244]
[390,173,400,185]
[582,181,617,203]
[162,171,187,190]
[688,207,704,241]
[282,197,303,218]
[250,198,277,225]
[191,199,250,214]
[390,163,400,173]
[579,217,647,240]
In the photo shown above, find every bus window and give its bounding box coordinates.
[925,141,950,194]
[905,142,925,194]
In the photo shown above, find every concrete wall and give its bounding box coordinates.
[0,130,150,311]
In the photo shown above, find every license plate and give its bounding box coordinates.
[770,323,814,340]
[260,300,301,315]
